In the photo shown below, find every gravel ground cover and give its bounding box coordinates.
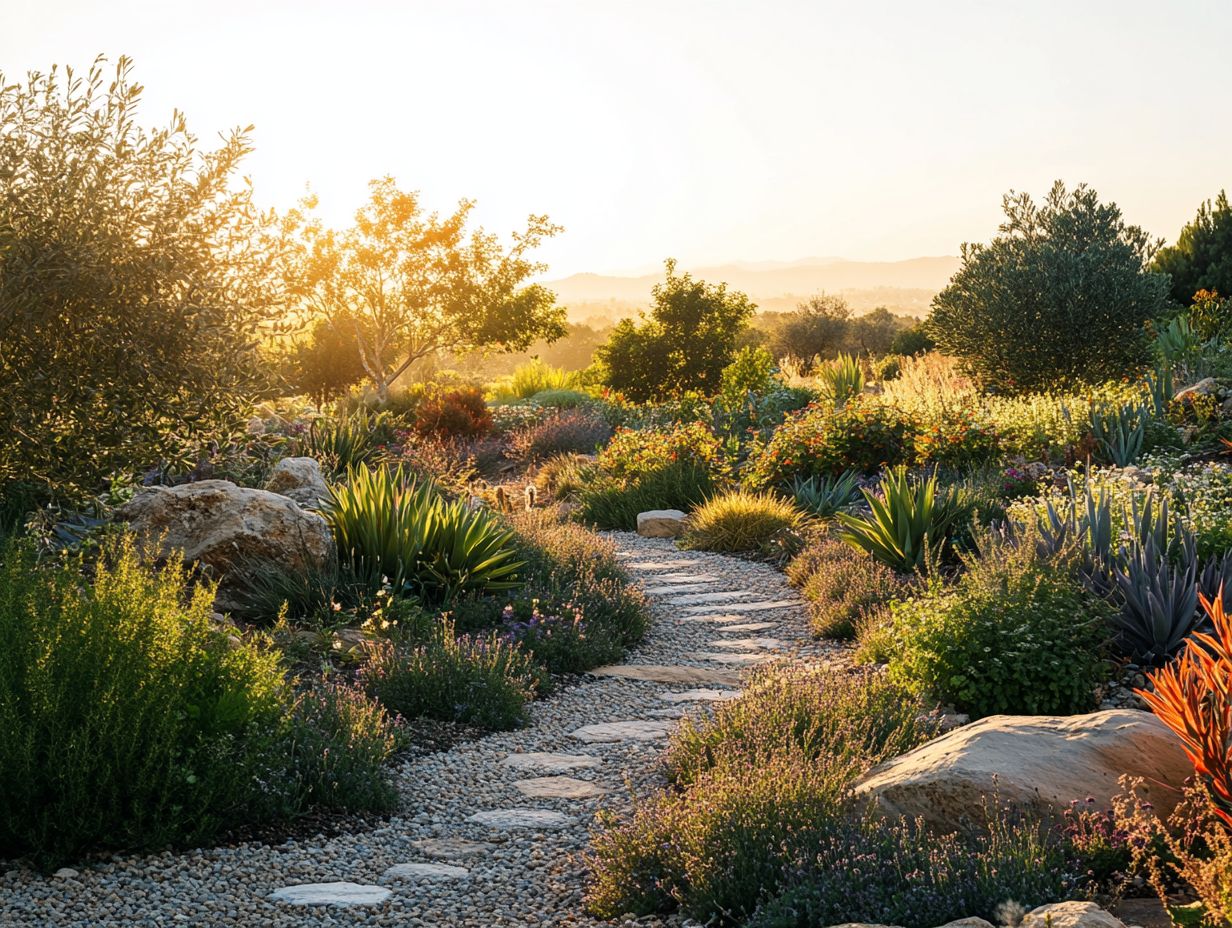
[0,532,845,928]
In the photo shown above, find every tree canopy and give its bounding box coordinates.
[1152,191,1232,305]
[928,181,1170,393]
[0,56,283,505]
[285,179,566,400]
[596,259,756,402]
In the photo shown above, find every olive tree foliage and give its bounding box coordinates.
[1152,190,1232,305]
[284,179,567,402]
[0,57,285,507]
[928,182,1170,393]
[595,259,756,402]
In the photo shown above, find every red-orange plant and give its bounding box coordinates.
[1138,590,1232,828]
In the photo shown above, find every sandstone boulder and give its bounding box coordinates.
[263,456,331,508]
[637,509,687,538]
[118,480,333,611]
[1023,902,1126,928]
[853,709,1191,830]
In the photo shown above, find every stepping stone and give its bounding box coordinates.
[668,590,758,606]
[383,862,469,881]
[467,809,574,829]
[658,688,740,703]
[590,663,741,685]
[716,621,778,632]
[689,651,775,665]
[648,705,690,718]
[501,751,600,773]
[682,599,800,615]
[654,572,718,583]
[270,883,392,906]
[570,719,675,743]
[712,637,783,651]
[412,837,492,859]
[676,613,757,624]
[644,583,713,595]
[514,776,607,799]
[628,559,701,570]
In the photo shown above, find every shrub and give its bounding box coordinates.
[413,386,493,438]
[887,540,1110,717]
[889,323,936,357]
[749,400,918,487]
[488,359,578,402]
[836,466,976,573]
[509,411,613,462]
[790,471,862,518]
[871,353,904,382]
[598,421,727,482]
[596,259,756,402]
[787,536,913,638]
[530,388,593,409]
[0,58,280,505]
[680,490,803,553]
[718,346,778,406]
[929,181,1170,393]
[748,808,1066,928]
[577,461,716,530]
[913,407,1002,469]
[1151,191,1232,306]
[815,353,866,409]
[0,538,397,868]
[324,464,523,605]
[533,453,596,503]
[358,619,542,730]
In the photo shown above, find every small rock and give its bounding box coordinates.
[636,510,687,538]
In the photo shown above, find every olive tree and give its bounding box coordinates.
[285,180,566,401]
[0,57,284,507]
[929,182,1170,392]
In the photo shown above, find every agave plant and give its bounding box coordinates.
[790,471,862,518]
[1109,531,1201,664]
[1089,400,1148,468]
[324,463,523,605]
[816,353,866,410]
[299,409,393,475]
[836,466,973,573]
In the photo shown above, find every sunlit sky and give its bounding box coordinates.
[5,0,1231,277]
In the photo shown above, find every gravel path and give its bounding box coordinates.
[1,532,836,928]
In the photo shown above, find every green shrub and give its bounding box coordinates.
[871,353,904,382]
[749,400,917,487]
[836,466,976,573]
[358,619,542,730]
[913,407,1002,469]
[889,323,936,356]
[887,541,1110,717]
[1151,191,1232,306]
[488,359,579,402]
[815,353,866,409]
[577,461,716,530]
[530,388,593,409]
[598,421,727,481]
[787,536,913,638]
[0,538,397,868]
[324,464,523,605]
[680,490,803,553]
[718,346,778,406]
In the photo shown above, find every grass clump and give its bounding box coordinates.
[786,535,914,638]
[0,537,398,868]
[577,460,716,530]
[680,489,804,553]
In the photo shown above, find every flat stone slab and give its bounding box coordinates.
[654,572,718,583]
[668,590,758,606]
[716,621,778,632]
[644,583,713,595]
[411,837,492,859]
[270,883,392,906]
[682,599,800,614]
[513,775,607,799]
[590,663,742,685]
[501,751,600,773]
[688,651,775,665]
[712,637,783,650]
[570,719,675,743]
[676,613,758,624]
[467,809,574,829]
[648,705,690,717]
[658,687,740,703]
[628,559,701,570]
[382,862,469,881]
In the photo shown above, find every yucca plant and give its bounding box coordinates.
[1089,400,1148,467]
[1139,591,1232,829]
[324,464,523,606]
[299,409,393,475]
[816,353,866,410]
[790,471,862,518]
[836,466,973,573]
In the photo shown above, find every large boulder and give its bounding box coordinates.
[853,709,1191,831]
[1022,902,1125,928]
[118,480,333,611]
[264,456,331,509]
[637,509,687,538]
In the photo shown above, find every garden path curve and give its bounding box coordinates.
[0,532,838,928]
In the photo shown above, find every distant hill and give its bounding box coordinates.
[546,256,960,323]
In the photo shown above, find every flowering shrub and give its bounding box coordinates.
[412,386,493,438]
[597,421,727,481]
[489,401,556,436]
[913,406,1002,469]
[787,535,914,639]
[747,400,917,488]
[509,410,613,462]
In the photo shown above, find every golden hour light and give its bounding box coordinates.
[3,2,1232,926]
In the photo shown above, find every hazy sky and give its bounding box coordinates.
[4,0,1230,277]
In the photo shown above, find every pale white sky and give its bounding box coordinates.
[4,0,1230,276]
